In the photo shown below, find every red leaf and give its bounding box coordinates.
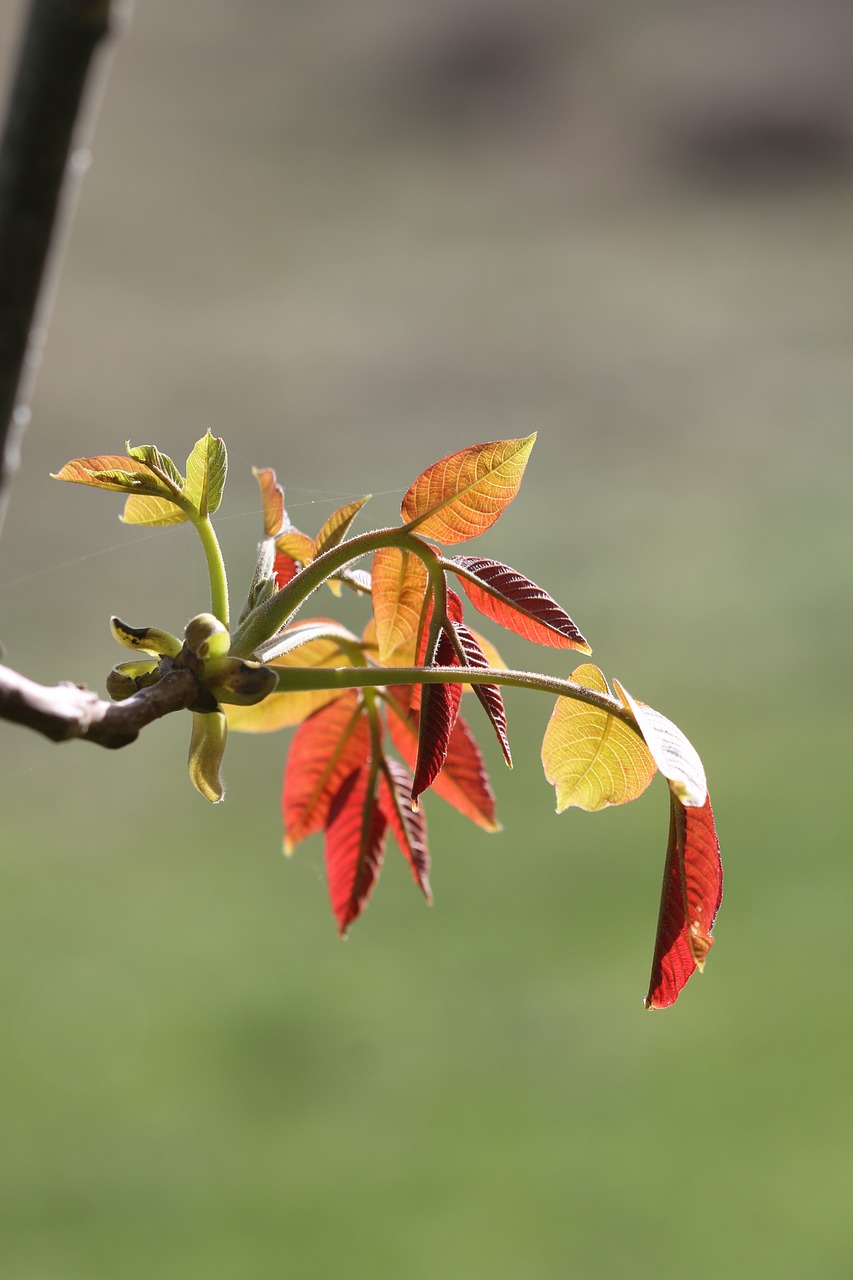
[410,588,464,714]
[282,692,370,850]
[378,759,432,902]
[273,550,299,589]
[385,686,498,831]
[412,630,463,806]
[450,556,590,652]
[646,793,723,1010]
[325,766,388,936]
[452,621,512,766]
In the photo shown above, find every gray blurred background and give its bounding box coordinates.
[1,3,852,1277]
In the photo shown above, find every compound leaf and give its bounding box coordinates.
[542,663,656,812]
[400,435,536,543]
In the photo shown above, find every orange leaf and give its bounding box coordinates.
[325,766,387,936]
[371,547,430,662]
[282,692,371,850]
[645,793,723,1009]
[385,687,498,831]
[400,435,536,544]
[315,496,370,555]
[253,466,286,537]
[52,454,182,500]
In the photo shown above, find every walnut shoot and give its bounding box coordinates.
[53,433,722,1008]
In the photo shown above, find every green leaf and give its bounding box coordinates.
[541,663,657,812]
[125,442,184,491]
[184,432,228,517]
[188,710,228,803]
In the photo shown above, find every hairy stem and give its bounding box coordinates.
[272,663,637,729]
[231,527,440,658]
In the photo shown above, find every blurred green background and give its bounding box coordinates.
[1,2,852,1277]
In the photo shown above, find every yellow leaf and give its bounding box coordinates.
[541,663,656,812]
[226,629,357,732]
[613,680,707,807]
[314,496,371,555]
[400,435,535,544]
[121,494,188,526]
[371,547,429,662]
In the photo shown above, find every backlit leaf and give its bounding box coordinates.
[412,630,464,806]
[282,692,371,850]
[273,551,300,589]
[120,493,188,526]
[371,547,430,662]
[188,710,227,803]
[52,455,183,501]
[315,496,371,555]
[452,621,512,766]
[400,435,536,543]
[378,759,432,902]
[450,556,590,651]
[645,793,723,1009]
[325,765,387,935]
[184,431,227,517]
[385,686,498,831]
[253,466,286,537]
[542,663,656,812]
[125,443,184,490]
[613,680,707,807]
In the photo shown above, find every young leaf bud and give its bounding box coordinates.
[111,617,182,657]
[188,710,227,803]
[105,658,160,701]
[185,613,231,659]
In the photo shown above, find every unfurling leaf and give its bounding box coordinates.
[121,494,188,526]
[541,663,656,812]
[378,759,432,902]
[385,686,498,831]
[325,765,387,935]
[450,556,589,651]
[105,658,159,701]
[613,681,707,807]
[371,547,430,662]
[400,435,536,543]
[253,466,286,537]
[282,692,371,851]
[184,613,230,659]
[315,496,371,555]
[110,617,182,657]
[188,710,227,803]
[52,454,185,502]
[184,432,227,517]
[645,794,723,1009]
[125,442,184,489]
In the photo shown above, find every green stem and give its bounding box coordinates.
[231,527,440,658]
[272,663,637,729]
[194,516,230,629]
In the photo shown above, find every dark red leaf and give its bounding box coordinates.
[646,793,723,1010]
[450,556,590,652]
[282,692,370,850]
[385,686,498,831]
[325,765,388,936]
[410,588,464,713]
[412,630,463,806]
[378,759,432,901]
[452,621,512,766]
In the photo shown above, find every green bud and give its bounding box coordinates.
[203,656,277,705]
[105,658,159,701]
[188,710,227,803]
[185,612,231,659]
[111,616,182,657]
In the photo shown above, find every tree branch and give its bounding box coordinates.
[0,663,199,748]
[0,0,119,539]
